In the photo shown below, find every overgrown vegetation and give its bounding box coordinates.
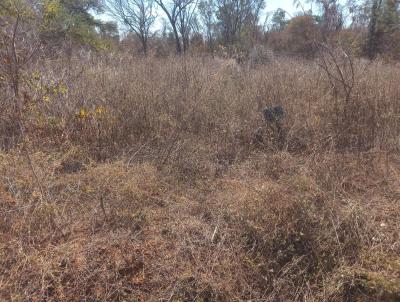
[0,0,399,301]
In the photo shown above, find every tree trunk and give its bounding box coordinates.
[141,34,148,55]
[171,23,182,54]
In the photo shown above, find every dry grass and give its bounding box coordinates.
[0,55,399,301]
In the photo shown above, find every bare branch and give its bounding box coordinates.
[105,0,156,55]
[154,0,197,53]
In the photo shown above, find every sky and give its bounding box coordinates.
[267,0,309,15]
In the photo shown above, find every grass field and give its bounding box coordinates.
[1,55,399,301]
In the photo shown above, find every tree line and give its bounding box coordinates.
[0,0,399,59]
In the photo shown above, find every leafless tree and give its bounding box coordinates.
[215,0,265,45]
[177,0,199,52]
[294,0,343,39]
[155,0,196,54]
[105,0,156,55]
[319,0,343,38]
[198,0,216,50]
[317,43,358,148]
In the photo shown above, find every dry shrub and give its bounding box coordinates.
[1,55,399,158]
[1,55,399,301]
[1,149,399,301]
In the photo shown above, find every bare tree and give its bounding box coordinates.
[198,0,216,50]
[319,0,343,38]
[347,0,371,28]
[105,0,156,55]
[215,0,265,45]
[155,0,196,54]
[294,0,343,39]
[177,0,199,52]
[317,43,358,148]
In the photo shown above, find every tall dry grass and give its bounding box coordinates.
[2,55,399,155]
[0,55,399,301]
